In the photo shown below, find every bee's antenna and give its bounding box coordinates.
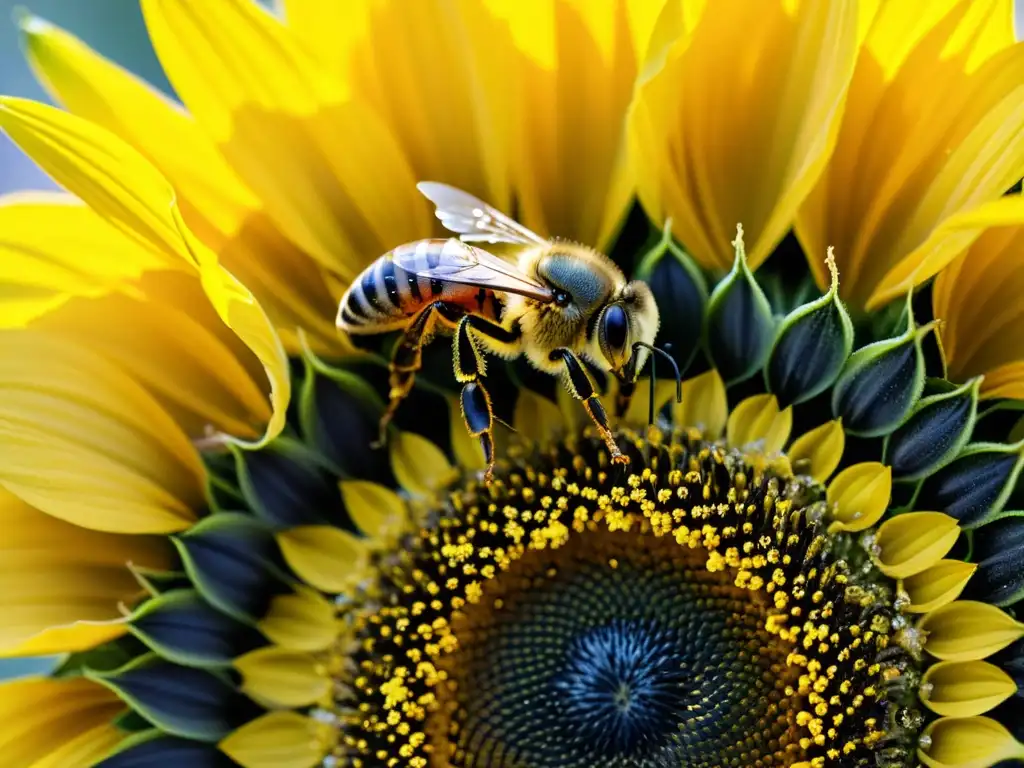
[632,342,683,426]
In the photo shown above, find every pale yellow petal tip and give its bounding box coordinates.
[874,511,960,579]
[11,7,47,34]
[825,246,839,293]
[220,711,332,768]
[919,716,1024,768]
[787,419,845,483]
[731,223,746,259]
[725,394,793,455]
[919,601,1024,661]
[826,462,891,532]
[920,660,1016,718]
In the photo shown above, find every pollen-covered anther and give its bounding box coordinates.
[338,432,919,767]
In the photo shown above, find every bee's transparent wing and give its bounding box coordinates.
[417,182,548,246]
[393,239,554,302]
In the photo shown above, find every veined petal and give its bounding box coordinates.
[219,711,332,768]
[0,487,169,657]
[797,0,1024,310]
[19,14,345,355]
[0,330,204,533]
[235,647,330,709]
[0,97,185,262]
[920,716,1024,768]
[19,12,255,237]
[933,221,1024,397]
[0,192,169,327]
[495,0,659,248]
[34,270,272,440]
[630,0,859,270]
[0,677,124,767]
[258,588,338,652]
[787,419,845,482]
[276,525,370,594]
[874,511,961,578]
[288,0,515,216]
[0,97,291,445]
[142,0,429,282]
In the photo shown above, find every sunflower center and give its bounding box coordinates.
[436,532,797,767]
[340,430,922,768]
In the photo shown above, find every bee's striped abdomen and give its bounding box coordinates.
[337,240,500,334]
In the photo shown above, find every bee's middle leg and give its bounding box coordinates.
[553,349,629,466]
[376,301,462,447]
[453,315,521,483]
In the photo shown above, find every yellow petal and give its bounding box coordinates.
[19,14,343,355]
[0,192,168,327]
[874,511,961,578]
[726,394,793,454]
[290,0,515,219]
[920,716,1024,768]
[34,269,272,440]
[609,378,679,430]
[977,362,1024,399]
[787,420,846,482]
[826,462,891,532]
[390,430,458,497]
[514,390,567,446]
[220,711,331,768]
[674,369,727,439]
[257,587,338,652]
[0,96,187,261]
[175,208,290,447]
[797,0,1024,310]
[864,0,1014,78]
[19,12,256,237]
[235,647,330,709]
[903,559,977,614]
[0,330,204,533]
[0,677,123,768]
[276,526,370,594]
[496,0,656,247]
[339,480,410,545]
[919,600,1024,661]
[30,721,123,768]
[933,219,1024,396]
[0,487,169,656]
[631,0,858,270]
[142,0,428,281]
[921,660,1017,717]
[0,96,290,445]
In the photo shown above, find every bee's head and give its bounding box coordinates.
[594,281,660,382]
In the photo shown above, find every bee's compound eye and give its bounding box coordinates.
[553,290,571,307]
[601,304,629,355]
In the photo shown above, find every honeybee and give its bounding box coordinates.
[338,182,665,481]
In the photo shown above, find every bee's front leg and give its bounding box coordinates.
[552,349,629,466]
[453,315,521,483]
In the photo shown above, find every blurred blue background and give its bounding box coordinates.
[0,0,1021,679]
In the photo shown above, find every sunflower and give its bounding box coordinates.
[2,0,1024,766]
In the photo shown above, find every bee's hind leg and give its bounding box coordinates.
[453,315,521,483]
[375,301,462,448]
[552,349,629,466]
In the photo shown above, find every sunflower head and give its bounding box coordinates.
[2,2,1024,768]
